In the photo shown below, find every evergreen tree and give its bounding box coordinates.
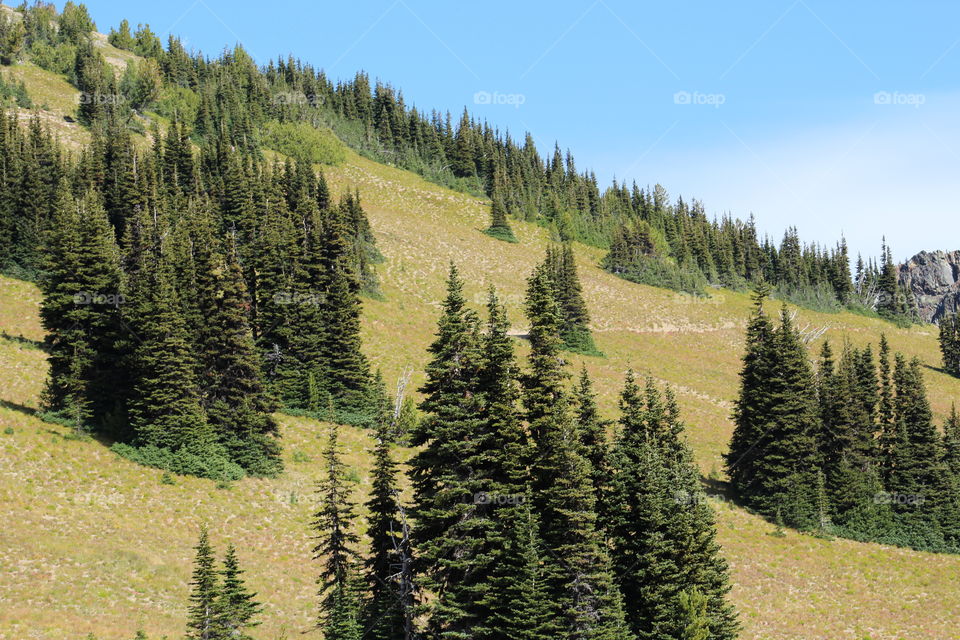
[544,243,597,354]
[313,423,362,639]
[484,171,516,243]
[574,366,610,511]
[214,544,262,640]
[523,263,631,640]
[39,187,125,430]
[610,374,738,640]
[194,225,281,476]
[127,257,216,453]
[943,404,960,478]
[727,297,822,529]
[483,494,559,640]
[726,286,775,499]
[939,313,960,377]
[888,356,942,543]
[362,416,409,640]
[408,265,496,638]
[186,527,220,640]
[318,197,372,414]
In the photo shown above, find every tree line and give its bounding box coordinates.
[727,288,960,552]
[0,3,919,321]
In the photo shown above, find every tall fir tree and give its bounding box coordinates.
[939,313,960,377]
[193,220,281,476]
[523,263,631,640]
[313,423,362,640]
[213,544,262,640]
[362,416,409,640]
[725,286,775,500]
[39,187,125,430]
[610,373,738,640]
[186,527,220,640]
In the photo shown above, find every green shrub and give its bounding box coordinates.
[29,41,76,75]
[111,442,245,482]
[0,73,31,108]
[153,86,198,128]
[773,282,842,314]
[483,226,518,243]
[605,253,707,295]
[261,120,347,165]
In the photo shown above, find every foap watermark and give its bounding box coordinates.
[473,91,526,109]
[272,292,325,306]
[73,291,126,306]
[673,489,728,506]
[873,91,925,108]
[474,492,526,505]
[672,291,725,306]
[874,491,925,506]
[673,91,725,108]
[76,92,126,105]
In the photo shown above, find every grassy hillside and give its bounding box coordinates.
[2,67,960,640]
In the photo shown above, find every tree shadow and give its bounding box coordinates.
[920,362,959,378]
[0,331,45,350]
[0,398,38,416]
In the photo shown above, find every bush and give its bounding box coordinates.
[773,282,842,314]
[282,405,380,429]
[483,226,517,243]
[111,442,245,482]
[562,326,603,357]
[29,41,76,75]
[153,85,198,127]
[0,73,29,108]
[261,120,347,165]
[605,254,707,295]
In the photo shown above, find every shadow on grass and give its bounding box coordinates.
[0,331,44,350]
[0,398,38,416]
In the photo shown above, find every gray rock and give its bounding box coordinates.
[899,250,960,323]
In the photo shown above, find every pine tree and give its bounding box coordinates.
[939,313,960,377]
[408,264,493,637]
[313,423,362,638]
[39,187,124,430]
[363,416,409,640]
[483,494,559,640]
[887,356,943,544]
[610,374,738,640]
[214,544,262,640]
[127,257,216,453]
[484,169,516,243]
[757,306,823,528]
[944,405,960,478]
[544,243,596,354]
[678,589,710,640]
[726,286,775,500]
[574,366,610,512]
[523,263,631,640]
[318,198,372,414]
[186,527,220,640]
[727,297,822,529]
[194,225,281,477]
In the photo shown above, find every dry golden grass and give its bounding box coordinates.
[1,95,960,640]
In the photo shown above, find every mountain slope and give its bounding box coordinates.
[3,137,960,639]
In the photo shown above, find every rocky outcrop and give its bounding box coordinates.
[899,250,960,323]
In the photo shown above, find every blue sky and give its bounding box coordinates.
[76,0,960,262]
